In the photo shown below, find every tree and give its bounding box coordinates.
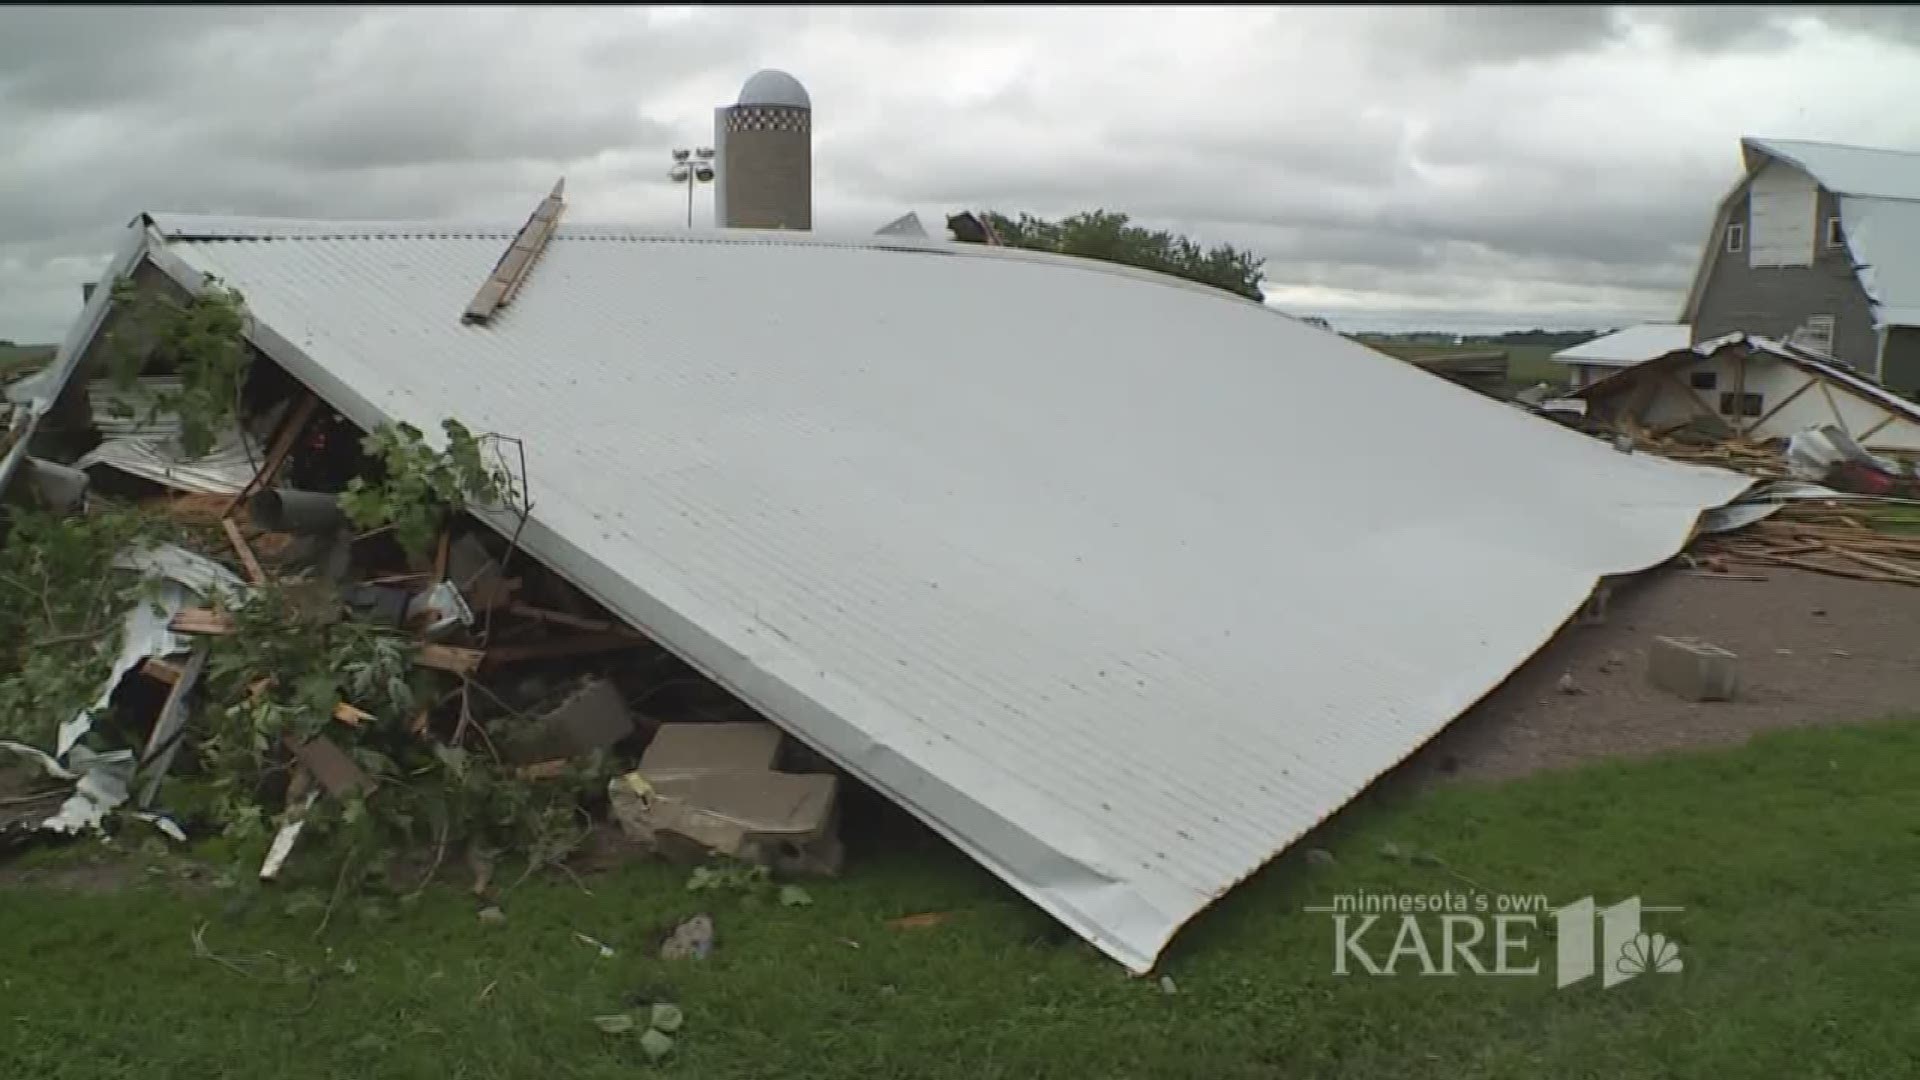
[968,210,1266,303]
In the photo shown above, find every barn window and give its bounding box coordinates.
[1725,223,1745,253]
[1826,216,1845,247]
[1689,370,1718,390]
[1798,314,1837,355]
[1718,391,1764,417]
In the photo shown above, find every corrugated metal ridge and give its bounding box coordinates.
[1742,138,1920,202]
[143,212,1283,313]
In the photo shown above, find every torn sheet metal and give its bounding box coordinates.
[73,384,273,495]
[56,544,248,757]
[64,213,1755,972]
[0,742,136,835]
[135,643,209,807]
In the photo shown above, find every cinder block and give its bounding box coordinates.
[508,678,634,764]
[1648,635,1738,702]
[640,722,784,775]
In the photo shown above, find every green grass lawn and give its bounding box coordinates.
[0,343,56,381]
[5,717,1920,1079]
[1360,341,1567,391]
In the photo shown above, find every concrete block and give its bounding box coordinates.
[1648,635,1738,702]
[508,678,634,764]
[607,769,840,868]
[640,722,784,775]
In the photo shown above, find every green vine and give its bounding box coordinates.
[0,507,169,746]
[196,576,612,895]
[339,420,519,559]
[102,277,252,459]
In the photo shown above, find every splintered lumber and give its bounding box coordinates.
[1832,548,1920,581]
[170,606,487,673]
[416,643,485,676]
[224,391,320,518]
[170,607,235,635]
[505,601,646,637]
[222,517,268,585]
[482,632,648,667]
[462,179,565,325]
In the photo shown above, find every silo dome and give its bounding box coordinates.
[737,69,810,109]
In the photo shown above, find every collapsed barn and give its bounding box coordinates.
[0,195,1757,973]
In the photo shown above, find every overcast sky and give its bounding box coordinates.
[4,4,1920,341]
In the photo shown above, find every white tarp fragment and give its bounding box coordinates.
[0,742,135,835]
[56,544,247,757]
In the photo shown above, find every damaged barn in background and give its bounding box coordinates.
[2,195,1758,973]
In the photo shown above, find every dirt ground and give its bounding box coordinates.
[1398,564,1920,785]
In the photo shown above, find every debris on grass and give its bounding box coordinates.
[659,913,714,961]
[886,911,951,931]
[573,930,616,959]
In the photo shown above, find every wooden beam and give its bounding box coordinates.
[1818,378,1847,430]
[462,179,565,324]
[1747,374,1820,433]
[1733,348,1750,437]
[505,601,646,637]
[223,392,320,518]
[222,517,268,585]
[1660,368,1721,422]
[416,643,485,676]
[170,606,486,677]
[1857,412,1899,442]
[482,632,647,667]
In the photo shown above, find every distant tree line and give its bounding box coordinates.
[955,209,1266,303]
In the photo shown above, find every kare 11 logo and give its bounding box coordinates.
[1306,891,1684,989]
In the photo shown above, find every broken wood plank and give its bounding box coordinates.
[432,531,451,584]
[282,733,375,798]
[173,606,487,677]
[141,658,186,685]
[1681,570,1770,582]
[224,391,320,518]
[462,179,565,324]
[482,633,649,667]
[1739,551,1915,584]
[504,601,646,637]
[222,517,268,585]
[417,643,486,676]
[170,607,236,635]
[1832,547,1920,581]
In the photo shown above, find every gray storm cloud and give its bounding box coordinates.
[2,4,1918,339]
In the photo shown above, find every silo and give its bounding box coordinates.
[713,69,812,230]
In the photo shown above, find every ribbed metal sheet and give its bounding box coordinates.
[134,215,1748,972]
[1551,324,1694,367]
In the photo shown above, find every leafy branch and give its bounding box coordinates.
[102,277,252,459]
[338,420,521,559]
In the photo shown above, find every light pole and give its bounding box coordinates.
[669,147,716,228]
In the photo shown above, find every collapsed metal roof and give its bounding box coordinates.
[45,212,1750,971]
[1550,324,1694,367]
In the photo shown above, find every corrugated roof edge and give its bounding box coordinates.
[1741,136,1920,202]
[1572,331,1920,424]
[143,211,1299,323]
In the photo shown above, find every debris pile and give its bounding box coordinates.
[1692,501,1920,586]
[0,268,844,893]
[1582,415,1920,586]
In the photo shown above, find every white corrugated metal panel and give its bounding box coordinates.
[1745,138,1920,200]
[132,215,1748,972]
[1551,324,1694,367]
[1838,196,1920,330]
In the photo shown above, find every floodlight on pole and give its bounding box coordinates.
[669,146,716,228]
